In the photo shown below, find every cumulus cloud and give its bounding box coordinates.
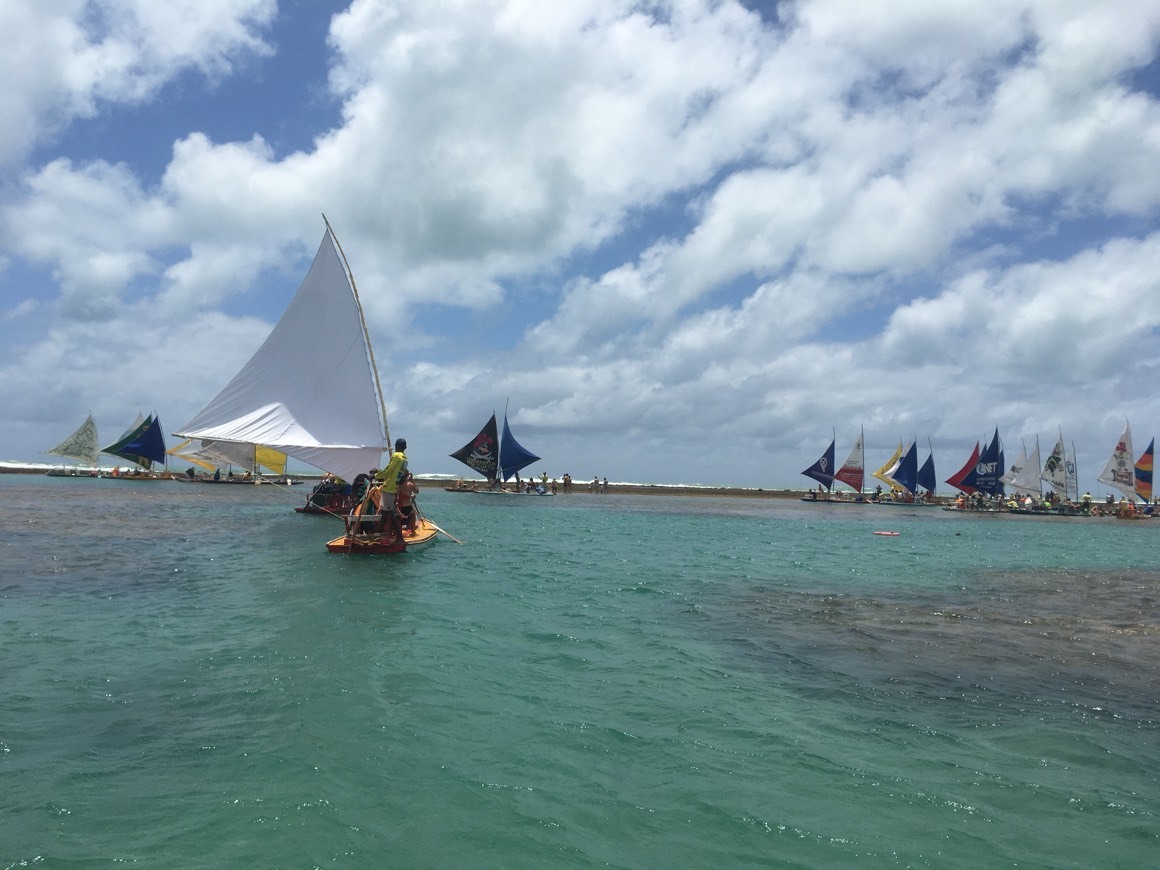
[0,0,275,168]
[1,0,1160,485]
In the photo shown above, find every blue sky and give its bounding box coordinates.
[2,0,1160,490]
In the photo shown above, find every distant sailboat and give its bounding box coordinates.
[1097,422,1137,502]
[800,431,866,503]
[946,441,980,495]
[1135,438,1154,503]
[801,438,835,491]
[1040,431,1077,500]
[102,413,169,476]
[451,404,548,494]
[890,441,919,495]
[173,440,292,483]
[877,439,938,504]
[948,428,1003,499]
[45,413,100,475]
[916,444,937,496]
[872,442,905,493]
[1001,438,1043,497]
[970,428,1004,497]
[834,428,866,495]
[166,439,219,474]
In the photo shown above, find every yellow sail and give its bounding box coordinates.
[167,439,218,472]
[255,445,287,476]
[872,442,905,492]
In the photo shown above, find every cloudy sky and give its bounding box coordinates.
[2,0,1159,490]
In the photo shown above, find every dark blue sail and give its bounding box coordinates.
[892,441,919,494]
[973,428,1004,496]
[801,439,835,490]
[916,450,936,495]
[499,414,540,481]
[103,414,167,470]
[450,413,500,482]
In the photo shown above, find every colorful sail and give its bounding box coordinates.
[167,439,218,472]
[802,439,836,490]
[946,442,980,494]
[103,414,167,470]
[45,413,100,467]
[916,446,936,495]
[450,413,500,482]
[190,440,289,476]
[872,442,904,491]
[498,413,541,481]
[1040,432,1071,498]
[834,428,865,493]
[1135,438,1154,503]
[175,224,389,486]
[891,441,919,494]
[971,428,1004,496]
[1097,422,1136,501]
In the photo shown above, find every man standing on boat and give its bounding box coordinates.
[374,438,409,541]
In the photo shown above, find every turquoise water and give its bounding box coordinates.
[2,477,1157,867]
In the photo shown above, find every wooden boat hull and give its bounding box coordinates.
[326,517,439,554]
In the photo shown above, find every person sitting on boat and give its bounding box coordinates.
[356,483,385,534]
[373,438,409,540]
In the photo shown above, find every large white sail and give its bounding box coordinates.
[1097,422,1136,501]
[1003,438,1042,496]
[1040,433,1072,498]
[46,414,100,467]
[175,226,388,484]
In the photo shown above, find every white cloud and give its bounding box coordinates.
[0,0,276,168]
[2,0,1160,486]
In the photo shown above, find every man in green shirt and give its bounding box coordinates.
[373,438,408,540]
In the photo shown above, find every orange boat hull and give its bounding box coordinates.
[326,517,439,554]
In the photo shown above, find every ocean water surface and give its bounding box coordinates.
[1,476,1157,867]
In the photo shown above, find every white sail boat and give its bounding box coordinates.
[1097,422,1137,502]
[1001,437,1043,497]
[45,413,100,475]
[175,218,439,552]
[1040,430,1077,500]
[176,220,390,486]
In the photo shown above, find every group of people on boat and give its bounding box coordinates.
[947,488,1155,517]
[300,438,422,542]
[349,438,420,541]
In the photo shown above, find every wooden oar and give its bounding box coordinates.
[416,505,464,544]
[429,521,464,545]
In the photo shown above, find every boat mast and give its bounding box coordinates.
[500,398,509,485]
[321,213,391,449]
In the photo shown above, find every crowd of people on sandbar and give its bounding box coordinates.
[447,471,613,494]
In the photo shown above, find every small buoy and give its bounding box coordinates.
[873,530,900,536]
